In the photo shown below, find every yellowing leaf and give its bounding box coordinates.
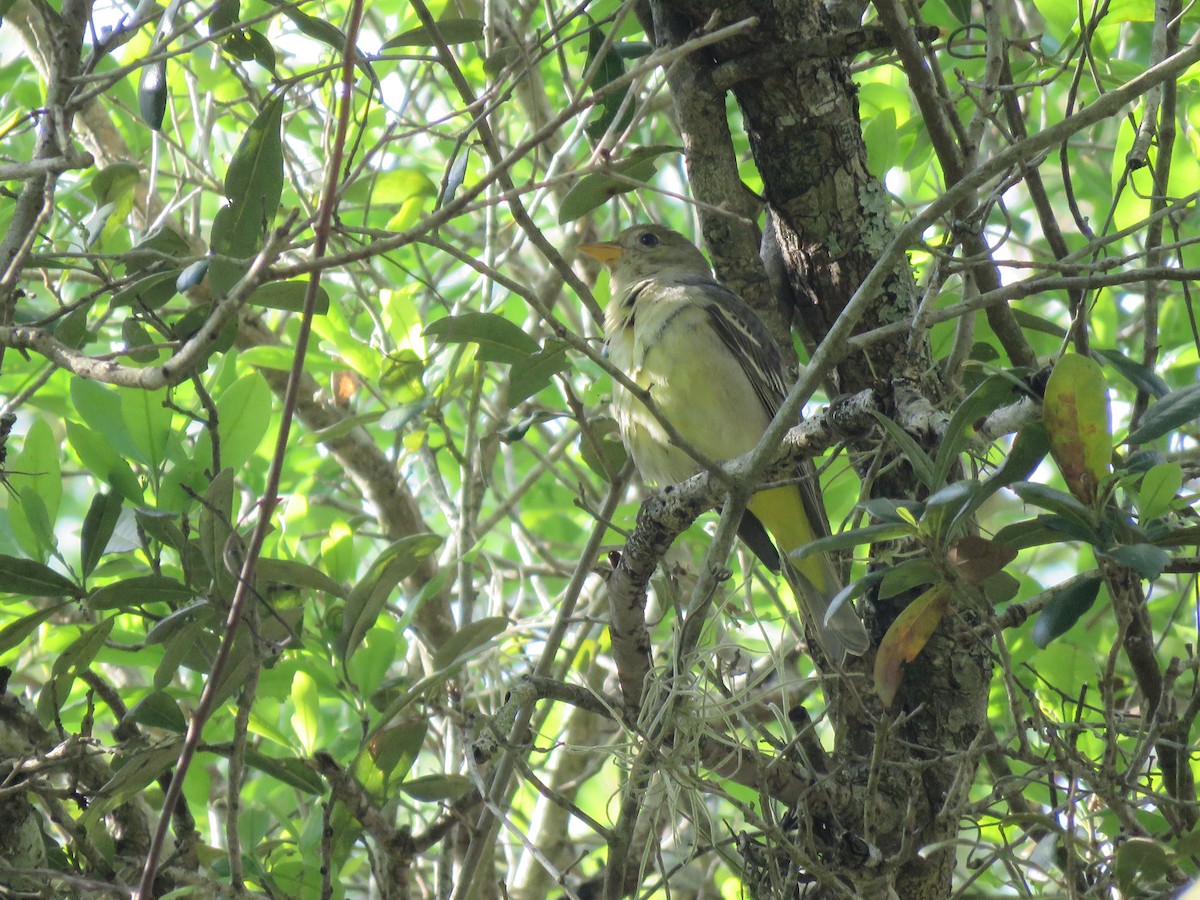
[873,584,951,707]
[1043,353,1111,504]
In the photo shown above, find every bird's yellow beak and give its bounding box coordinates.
[578,241,622,263]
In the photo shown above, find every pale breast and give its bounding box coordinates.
[610,299,771,486]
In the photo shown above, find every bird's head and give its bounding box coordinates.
[579,224,711,292]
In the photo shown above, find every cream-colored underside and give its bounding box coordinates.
[608,292,770,485]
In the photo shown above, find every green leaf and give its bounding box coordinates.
[7,418,62,559]
[869,409,938,489]
[0,603,68,654]
[1011,482,1097,535]
[1126,383,1200,445]
[367,720,427,782]
[1114,837,1171,893]
[382,17,483,48]
[244,750,325,794]
[225,92,285,209]
[507,341,569,407]
[1043,353,1112,504]
[243,27,276,72]
[290,671,319,755]
[124,228,192,277]
[127,690,188,732]
[934,375,1016,487]
[1103,543,1170,580]
[247,280,330,314]
[919,480,981,544]
[1032,575,1103,648]
[199,468,236,597]
[400,773,472,802]
[558,146,681,224]
[338,534,443,663]
[66,422,144,502]
[425,312,539,364]
[1137,462,1182,520]
[215,372,272,471]
[256,557,347,599]
[43,616,116,725]
[211,91,285,279]
[123,388,173,476]
[432,616,508,671]
[1094,348,1169,398]
[577,415,626,481]
[584,24,629,139]
[88,575,195,610]
[981,422,1050,495]
[91,163,140,205]
[863,106,898,174]
[0,555,81,597]
[71,378,143,463]
[80,491,123,580]
[112,270,182,311]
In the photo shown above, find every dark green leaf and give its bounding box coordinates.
[382,17,484,48]
[1094,348,1169,398]
[145,600,213,645]
[243,27,276,72]
[0,603,68,655]
[432,616,508,671]
[80,491,123,580]
[869,409,937,489]
[1011,482,1096,532]
[219,92,285,246]
[1126,384,1200,445]
[982,423,1049,494]
[558,146,681,224]
[1033,575,1103,647]
[111,269,181,310]
[425,312,538,364]
[584,24,629,139]
[934,375,1016,486]
[400,773,472,802]
[1103,544,1170,580]
[1010,308,1067,337]
[247,280,330,314]
[507,341,569,407]
[88,575,194,610]
[127,690,188,732]
[121,318,158,363]
[244,749,325,794]
[209,0,239,34]
[0,555,81,597]
[338,534,443,663]
[256,557,347,599]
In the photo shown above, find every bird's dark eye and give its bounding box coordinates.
[638,231,660,248]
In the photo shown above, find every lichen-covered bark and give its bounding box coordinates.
[640,2,991,897]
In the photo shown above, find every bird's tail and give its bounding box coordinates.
[783,556,869,663]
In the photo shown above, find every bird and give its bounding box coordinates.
[580,223,869,662]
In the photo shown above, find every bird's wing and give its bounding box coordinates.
[682,275,835,545]
[678,275,790,420]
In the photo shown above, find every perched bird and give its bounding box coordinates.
[580,224,869,661]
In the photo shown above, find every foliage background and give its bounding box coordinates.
[0,0,1198,897]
